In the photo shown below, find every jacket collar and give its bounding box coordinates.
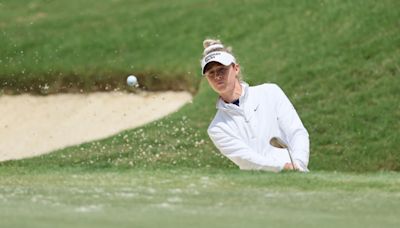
[216,81,249,113]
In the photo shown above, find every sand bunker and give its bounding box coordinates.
[0,91,192,162]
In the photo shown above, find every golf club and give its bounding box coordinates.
[269,137,297,171]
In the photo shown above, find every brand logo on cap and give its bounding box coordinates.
[205,52,221,62]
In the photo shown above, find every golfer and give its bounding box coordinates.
[201,39,310,172]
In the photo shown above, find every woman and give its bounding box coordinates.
[201,39,310,172]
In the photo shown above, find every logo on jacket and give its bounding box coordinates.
[254,105,259,112]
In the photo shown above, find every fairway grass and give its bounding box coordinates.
[1,0,399,171]
[1,169,399,228]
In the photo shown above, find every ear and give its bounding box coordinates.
[234,64,240,75]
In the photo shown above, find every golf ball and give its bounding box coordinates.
[127,75,138,87]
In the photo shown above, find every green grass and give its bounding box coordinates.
[1,168,399,228]
[1,1,400,226]
[0,0,201,94]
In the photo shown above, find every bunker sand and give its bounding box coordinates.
[0,91,192,162]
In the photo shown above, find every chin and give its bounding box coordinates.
[216,86,227,93]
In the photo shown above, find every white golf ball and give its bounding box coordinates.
[126,75,138,87]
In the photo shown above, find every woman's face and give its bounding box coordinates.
[204,62,240,95]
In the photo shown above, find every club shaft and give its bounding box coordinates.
[286,148,297,170]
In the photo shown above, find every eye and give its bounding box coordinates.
[206,71,215,78]
[217,68,226,76]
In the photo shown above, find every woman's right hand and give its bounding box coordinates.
[283,162,298,171]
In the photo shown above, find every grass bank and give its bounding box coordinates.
[1,0,399,171]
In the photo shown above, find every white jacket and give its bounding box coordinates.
[207,82,310,172]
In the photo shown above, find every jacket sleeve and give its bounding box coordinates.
[273,84,310,171]
[208,125,282,172]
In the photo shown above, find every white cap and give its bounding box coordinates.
[201,51,236,75]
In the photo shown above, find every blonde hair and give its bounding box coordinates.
[201,38,243,80]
